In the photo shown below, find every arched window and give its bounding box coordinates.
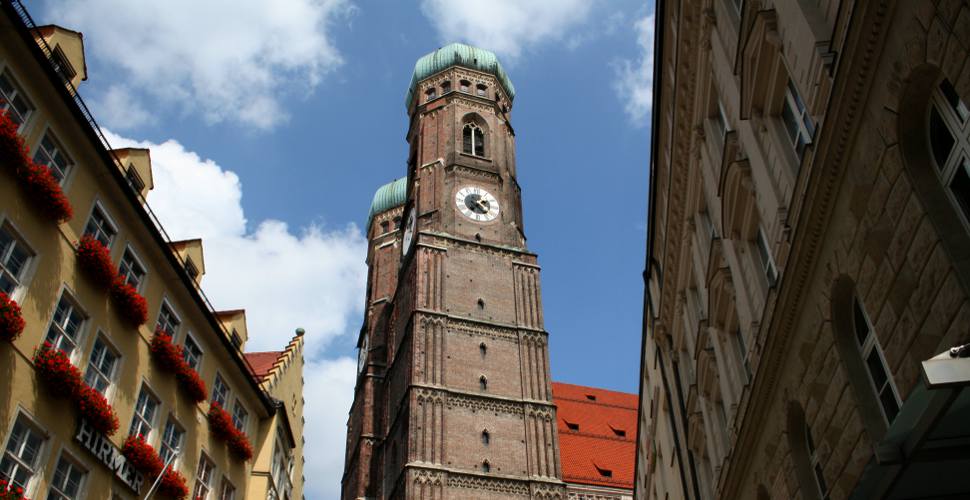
[787,402,828,500]
[928,78,970,226]
[479,342,487,356]
[479,375,487,391]
[476,84,487,97]
[459,80,470,93]
[852,296,901,423]
[441,80,451,94]
[481,430,490,445]
[481,460,490,473]
[463,123,485,157]
[425,87,436,102]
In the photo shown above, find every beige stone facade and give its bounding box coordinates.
[0,1,303,499]
[636,0,970,499]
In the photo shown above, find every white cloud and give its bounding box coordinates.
[419,0,595,59]
[49,0,353,129]
[614,14,655,125]
[91,85,152,131]
[103,130,366,498]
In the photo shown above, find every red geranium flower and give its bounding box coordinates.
[76,235,115,289]
[0,108,72,224]
[110,276,148,327]
[0,292,26,342]
[150,330,184,374]
[206,402,235,442]
[228,430,254,461]
[176,365,208,403]
[33,342,82,399]
[157,468,188,499]
[0,476,30,500]
[76,385,120,436]
[122,434,164,477]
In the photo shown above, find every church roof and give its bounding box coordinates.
[406,42,516,107]
[368,177,407,225]
[552,382,638,491]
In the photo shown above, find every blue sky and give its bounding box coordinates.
[34,0,654,497]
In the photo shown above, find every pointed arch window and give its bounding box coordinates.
[479,375,488,391]
[463,123,485,157]
[481,460,490,473]
[481,430,490,445]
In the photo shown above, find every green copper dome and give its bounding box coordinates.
[405,43,515,107]
[368,177,407,224]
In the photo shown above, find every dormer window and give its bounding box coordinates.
[585,394,597,401]
[476,84,487,97]
[565,420,579,431]
[185,259,200,281]
[50,46,76,82]
[595,465,613,478]
[230,329,242,349]
[126,165,145,194]
[463,123,485,157]
[611,426,626,438]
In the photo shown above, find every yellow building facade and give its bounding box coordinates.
[0,1,304,499]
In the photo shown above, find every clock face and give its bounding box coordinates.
[456,186,499,222]
[402,208,416,257]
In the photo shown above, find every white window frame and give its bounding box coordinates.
[219,477,236,500]
[780,79,816,162]
[83,201,119,250]
[462,123,485,157]
[0,411,49,497]
[182,332,204,371]
[853,297,902,424]
[193,452,216,500]
[45,289,87,360]
[159,417,184,466]
[47,449,89,500]
[928,79,970,230]
[129,384,160,441]
[231,399,248,436]
[756,227,778,288]
[733,326,752,383]
[212,373,230,408]
[32,128,74,186]
[118,244,148,292]
[155,299,182,337]
[84,334,121,399]
[0,217,36,301]
[805,425,829,500]
[0,67,35,131]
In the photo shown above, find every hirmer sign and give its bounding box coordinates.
[75,418,145,493]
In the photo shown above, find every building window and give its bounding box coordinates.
[734,327,752,383]
[229,330,242,349]
[0,70,34,127]
[805,425,829,500]
[481,430,490,445]
[46,292,85,356]
[463,123,485,157]
[129,387,159,439]
[193,454,215,500]
[182,334,203,371]
[0,223,33,296]
[756,227,778,287]
[156,302,181,336]
[50,46,77,82]
[47,454,87,500]
[853,297,900,423]
[476,84,487,97]
[781,80,815,161]
[231,400,248,434]
[185,260,200,282]
[219,478,235,500]
[479,342,487,356]
[159,419,184,465]
[84,337,119,396]
[0,415,46,493]
[441,81,451,94]
[481,460,490,473]
[212,374,229,407]
[460,80,470,93]
[118,247,146,290]
[425,88,436,101]
[585,394,597,401]
[611,426,626,438]
[595,465,613,478]
[479,375,487,391]
[929,79,970,226]
[125,165,145,194]
[83,205,117,248]
[33,131,74,184]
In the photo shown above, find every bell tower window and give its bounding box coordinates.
[463,123,485,157]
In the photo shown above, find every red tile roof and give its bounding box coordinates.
[245,351,282,381]
[552,382,638,491]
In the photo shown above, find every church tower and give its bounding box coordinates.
[342,43,566,500]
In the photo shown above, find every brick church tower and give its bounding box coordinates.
[341,43,567,499]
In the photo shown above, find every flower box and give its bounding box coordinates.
[157,468,188,499]
[207,401,253,461]
[110,276,148,327]
[33,342,82,399]
[0,109,72,223]
[76,385,120,436]
[0,479,28,500]
[228,430,254,461]
[76,235,116,290]
[122,434,163,477]
[0,292,25,342]
[176,365,207,403]
[150,331,184,374]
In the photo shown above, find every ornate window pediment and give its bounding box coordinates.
[739,9,783,120]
